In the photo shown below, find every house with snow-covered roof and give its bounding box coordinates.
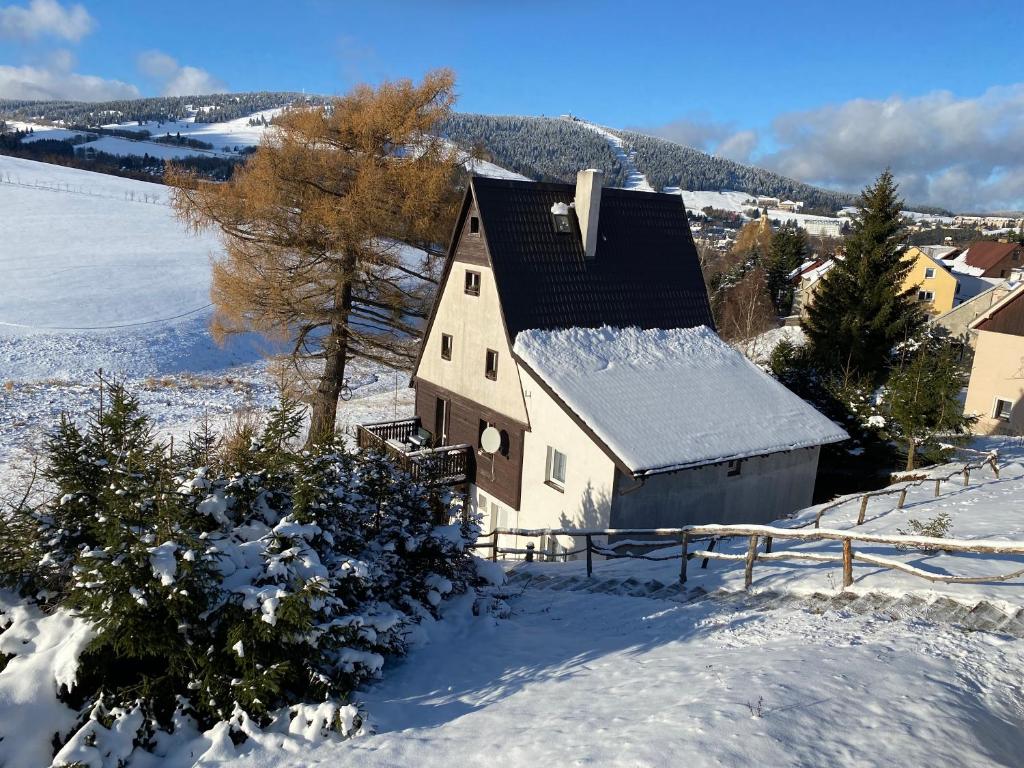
[358,172,846,555]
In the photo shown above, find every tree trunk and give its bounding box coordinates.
[307,278,353,447]
[905,437,916,472]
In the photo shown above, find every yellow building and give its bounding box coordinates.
[963,285,1024,434]
[901,246,959,315]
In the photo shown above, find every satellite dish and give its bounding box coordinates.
[480,426,501,454]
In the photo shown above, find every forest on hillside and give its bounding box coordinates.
[440,113,630,186]
[0,91,322,125]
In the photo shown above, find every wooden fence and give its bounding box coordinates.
[474,521,1024,591]
[804,451,1000,529]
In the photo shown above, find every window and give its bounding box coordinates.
[918,290,934,301]
[727,459,743,477]
[440,333,453,361]
[924,267,936,279]
[465,270,481,296]
[470,216,480,235]
[478,419,489,450]
[1014,250,1020,262]
[552,212,572,233]
[499,429,510,458]
[1001,270,1008,278]
[485,349,499,380]
[546,446,567,490]
[994,398,1014,422]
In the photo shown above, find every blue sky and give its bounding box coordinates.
[2,0,1023,210]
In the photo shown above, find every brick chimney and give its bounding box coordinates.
[575,169,603,260]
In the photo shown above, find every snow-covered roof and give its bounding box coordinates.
[950,251,986,277]
[513,326,848,476]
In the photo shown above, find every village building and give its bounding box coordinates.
[901,246,960,315]
[359,172,846,554]
[950,240,1024,279]
[963,284,1024,435]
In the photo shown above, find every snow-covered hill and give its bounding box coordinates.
[0,155,249,380]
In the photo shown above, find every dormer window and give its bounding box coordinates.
[550,201,572,234]
[470,216,480,235]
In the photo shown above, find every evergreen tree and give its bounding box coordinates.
[803,170,924,382]
[882,335,976,470]
[763,226,808,315]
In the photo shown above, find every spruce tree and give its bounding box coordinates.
[803,170,923,382]
[764,226,808,315]
[883,335,976,470]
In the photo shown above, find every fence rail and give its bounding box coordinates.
[474,518,1024,591]
[805,451,1000,529]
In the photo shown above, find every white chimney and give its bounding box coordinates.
[575,169,603,260]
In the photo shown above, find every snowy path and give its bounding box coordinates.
[574,119,654,191]
[228,586,1024,768]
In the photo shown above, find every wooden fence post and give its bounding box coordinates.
[934,478,941,497]
[491,529,499,562]
[764,536,773,554]
[897,488,908,509]
[857,495,869,525]
[744,535,759,590]
[702,537,717,569]
[842,539,853,588]
[679,532,689,584]
[991,458,1000,479]
[963,468,970,487]
[585,534,593,578]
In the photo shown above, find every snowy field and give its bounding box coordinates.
[0,154,414,483]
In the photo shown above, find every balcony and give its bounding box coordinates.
[356,417,474,484]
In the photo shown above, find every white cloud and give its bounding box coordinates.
[137,50,225,96]
[0,0,94,42]
[761,85,1024,211]
[0,61,138,100]
[714,130,758,164]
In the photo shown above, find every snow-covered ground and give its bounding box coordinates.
[0,154,414,481]
[5,450,1024,767]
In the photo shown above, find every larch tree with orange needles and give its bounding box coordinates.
[169,70,464,445]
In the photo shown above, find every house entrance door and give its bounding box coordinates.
[434,397,449,446]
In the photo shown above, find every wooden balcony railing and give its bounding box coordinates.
[356,418,473,485]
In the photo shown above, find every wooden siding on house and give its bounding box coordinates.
[415,378,525,509]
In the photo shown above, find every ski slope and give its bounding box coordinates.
[575,119,654,191]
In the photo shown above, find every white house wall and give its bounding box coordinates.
[415,230,528,426]
[609,447,821,529]
[516,365,618,552]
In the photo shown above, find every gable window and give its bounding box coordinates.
[1014,250,1020,262]
[994,398,1014,422]
[470,216,480,235]
[441,333,453,361]
[727,459,743,477]
[546,446,567,490]
[465,270,481,296]
[918,290,934,301]
[924,267,936,279]
[485,349,499,380]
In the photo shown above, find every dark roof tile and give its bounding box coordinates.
[471,176,714,337]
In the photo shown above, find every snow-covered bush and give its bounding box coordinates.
[2,384,476,763]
